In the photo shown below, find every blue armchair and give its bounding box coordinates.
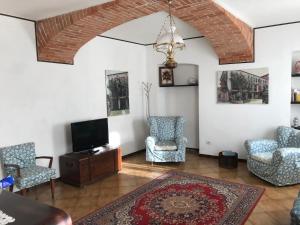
[0,142,56,198]
[291,191,300,225]
[245,126,300,186]
[146,116,187,162]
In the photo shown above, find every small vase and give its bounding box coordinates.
[295,61,300,74]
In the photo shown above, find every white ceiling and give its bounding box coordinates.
[214,0,300,28]
[1,0,300,43]
[0,0,111,20]
[102,12,202,44]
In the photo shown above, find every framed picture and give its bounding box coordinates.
[217,68,269,104]
[159,67,174,87]
[105,70,130,116]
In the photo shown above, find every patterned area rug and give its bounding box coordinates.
[75,171,264,225]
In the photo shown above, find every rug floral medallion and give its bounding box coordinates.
[75,171,264,225]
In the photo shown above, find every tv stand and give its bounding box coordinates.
[59,147,122,187]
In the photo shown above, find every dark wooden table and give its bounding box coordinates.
[0,190,72,225]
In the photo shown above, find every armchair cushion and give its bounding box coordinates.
[15,166,56,189]
[154,141,177,151]
[157,117,176,141]
[250,152,273,164]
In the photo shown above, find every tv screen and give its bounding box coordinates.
[71,118,108,152]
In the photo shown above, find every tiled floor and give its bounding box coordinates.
[25,151,299,224]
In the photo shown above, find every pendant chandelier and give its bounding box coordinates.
[153,0,185,68]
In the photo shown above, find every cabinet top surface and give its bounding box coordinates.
[61,147,119,160]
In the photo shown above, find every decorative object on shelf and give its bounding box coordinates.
[105,70,129,116]
[142,82,152,119]
[295,61,300,74]
[153,0,185,68]
[187,77,198,85]
[159,67,174,87]
[292,89,300,103]
[0,210,15,225]
[293,117,299,127]
[217,68,269,104]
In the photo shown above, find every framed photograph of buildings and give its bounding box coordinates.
[217,68,269,104]
[159,67,174,87]
[105,70,130,116]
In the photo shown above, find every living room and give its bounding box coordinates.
[0,0,300,225]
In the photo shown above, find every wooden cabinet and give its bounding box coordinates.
[59,147,122,187]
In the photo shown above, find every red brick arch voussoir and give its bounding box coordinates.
[35,0,254,65]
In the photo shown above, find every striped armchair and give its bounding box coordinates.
[146,116,187,163]
[0,142,56,198]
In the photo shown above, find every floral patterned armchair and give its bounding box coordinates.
[146,116,187,162]
[245,126,300,186]
[0,142,56,198]
[291,191,300,225]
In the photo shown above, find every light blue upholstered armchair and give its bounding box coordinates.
[146,116,187,162]
[0,142,56,198]
[245,126,300,186]
[291,191,300,225]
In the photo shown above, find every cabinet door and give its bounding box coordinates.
[90,151,115,180]
[79,159,90,183]
[60,157,80,183]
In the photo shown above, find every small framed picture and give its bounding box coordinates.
[159,67,174,87]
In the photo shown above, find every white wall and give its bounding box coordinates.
[146,23,300,158]
[0,15,147,176]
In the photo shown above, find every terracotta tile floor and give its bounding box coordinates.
[25,151,299,225]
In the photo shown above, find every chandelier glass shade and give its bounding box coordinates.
[153,0,185,68]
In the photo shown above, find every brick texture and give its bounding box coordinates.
[36,0,254,64]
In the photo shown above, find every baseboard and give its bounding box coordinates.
[122,149,145,159]
[198,153,247,162]
[121,148,247,162]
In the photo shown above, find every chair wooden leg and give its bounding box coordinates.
[50,179,55,199]
[9,185,13,192]
[20,189,26,196]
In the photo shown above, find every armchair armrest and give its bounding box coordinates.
[36,156,53,168]
[245,139,278,154]
[4,164,21,178]
[175,137,187,145]
[273,148,300,163]
[146,136,158,147]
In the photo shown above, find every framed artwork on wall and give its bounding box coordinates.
[105,70,130,116]
[217,68,269,104]
[159,67,174,87]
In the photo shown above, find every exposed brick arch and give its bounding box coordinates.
[36,0,254,65]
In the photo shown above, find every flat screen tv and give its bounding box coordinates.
[71,118,108,153]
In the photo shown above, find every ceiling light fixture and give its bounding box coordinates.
[153,0,185,68]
